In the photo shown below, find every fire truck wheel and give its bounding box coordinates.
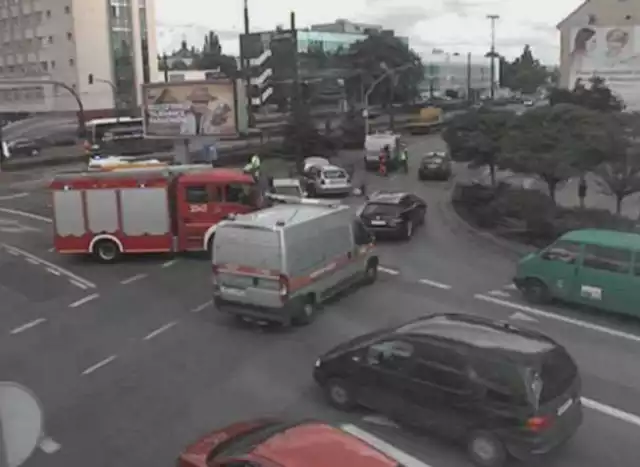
[93,239,121,263]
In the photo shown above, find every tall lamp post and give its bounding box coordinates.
[88,73,120,120]
[486,14,499,99]
[363,62,413,136]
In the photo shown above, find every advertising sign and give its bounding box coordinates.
[569,26,640,110]
[142,80,237,137]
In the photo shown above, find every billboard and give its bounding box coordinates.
[569,26,640,110]
[142,80,237,137]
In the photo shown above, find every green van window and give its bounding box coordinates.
[542,240,582,264]
[582,244,631,274]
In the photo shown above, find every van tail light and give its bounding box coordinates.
[525,415,552,432]
[278,274,289,301]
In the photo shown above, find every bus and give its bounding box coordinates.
[84,117,173,157]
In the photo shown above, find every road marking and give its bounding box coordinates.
[509,311,538,322]
[143,321,178,341]
[2,243,96,288]
[378,266,399,275]
[6,248,18,255]
[418,278,452,290]
[488,289,511,297]
[10,318,47,335]
[362,414,400,428]
[340,424,432,467]
[81,355,117,375]
[69,293,99,308]
[0,192,29,200]
[474,294,640,343]
[26,257,39,265]
[0,206,52,223]
[39,437,61,454]
[121,273,147,284]
[161,259,178,268]
[46,267,61,275]
[70,280,88,289]
[582,397,640,427]
[191,300,212,313]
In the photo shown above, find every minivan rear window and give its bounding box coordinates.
[537,347,578,403]
[362,203,400,216]
[323,169,347,179]
[214,226,281,271]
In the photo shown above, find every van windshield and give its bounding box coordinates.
[214,226,281,271]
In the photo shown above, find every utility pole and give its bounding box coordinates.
[487,14,499,100]
[88,74,120,120]
[243,0,253,127]
[466,52,472,103]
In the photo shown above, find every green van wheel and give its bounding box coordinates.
[521,278,551,304]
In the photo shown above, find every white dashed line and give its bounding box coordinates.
[68,293,100,308]
[6,248,18,256]
[3,243,96,288]
[70,280,89,289]
[191,300,213,313]
[143,321,178,341]
[0,206,52,223]
[39,437,62,454]
[161,259,178,268]
[488,289,511,298]
[582,397,640,427]
[46,267,61,275]
[378,266,399,275]
[474,294,640,343]
[10,318,47,335]
[0,192,29,201]
[418,278,452,290]
[81,355,117,375]
[121,273,147,284]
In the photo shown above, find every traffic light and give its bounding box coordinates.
[88,73,94,85]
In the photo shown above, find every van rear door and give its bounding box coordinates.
[213,225,283,308]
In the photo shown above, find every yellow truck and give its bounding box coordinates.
[405,107,443,135]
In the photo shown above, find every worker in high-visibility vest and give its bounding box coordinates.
[243,153,261,180]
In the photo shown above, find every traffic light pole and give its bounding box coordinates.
[0,79,86,136]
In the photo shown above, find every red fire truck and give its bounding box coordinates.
[50,165,264,262]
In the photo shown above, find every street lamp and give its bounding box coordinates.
[88,73,120,120]
[486,14,500,99]
[363,62,413,135]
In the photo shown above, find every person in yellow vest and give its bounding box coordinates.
[243,153,261,180]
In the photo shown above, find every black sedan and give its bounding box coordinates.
[418,151,452,180]
[358,191,426,240]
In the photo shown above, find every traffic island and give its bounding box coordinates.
[446,181,640,256]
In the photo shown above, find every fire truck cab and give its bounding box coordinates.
[50,165,263,262]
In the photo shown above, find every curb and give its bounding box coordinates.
[437,185,535,259]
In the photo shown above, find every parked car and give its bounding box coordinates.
[302,162,352,197]
[5,138,40,157]
[313,313,583,467]
[178,418,431,467]
[358,191,426,240]
[418,151,452,180]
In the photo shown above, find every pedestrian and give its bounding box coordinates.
[378,150,387,177]
[400,145,409,173]
[243,153,261,181]
[578,177,587,209]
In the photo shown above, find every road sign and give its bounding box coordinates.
[0,382,44,467]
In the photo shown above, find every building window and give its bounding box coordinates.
[40,61,47,71]
[64,5,71,14]
[48,36,53,44]
[46,10,51,18]
[67,32,73,40]
[69,58,74,66]
[588,14,596,25]
[51,60,55,68]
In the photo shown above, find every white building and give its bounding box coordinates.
[0,0,159,115]
[420,50,498,98]
[310,19,384,35]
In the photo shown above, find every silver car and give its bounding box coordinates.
[303,164,352,196]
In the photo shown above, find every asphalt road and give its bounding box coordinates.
[1,135,639,467]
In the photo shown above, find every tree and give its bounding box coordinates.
[346,33,424,106]
[549,76,624,112]
[501,104,612,202]
[193,31,238,78]
[282,105,326,172]
[594,155,640,214]
[442,109,513,186]
[500,45,550,94]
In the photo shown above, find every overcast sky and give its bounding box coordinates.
[155,0,584,65]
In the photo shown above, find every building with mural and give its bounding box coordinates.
[557,0,640,110]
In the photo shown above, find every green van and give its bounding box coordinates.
[514,229,640,317]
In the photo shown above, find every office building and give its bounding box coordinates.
[557,0,640,109]
[420,50,497,99]
[0,0,159,115]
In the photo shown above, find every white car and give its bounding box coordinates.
[303,156,330,172]
[303,164,352,196]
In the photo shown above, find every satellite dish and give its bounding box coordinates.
[0,382,44,467]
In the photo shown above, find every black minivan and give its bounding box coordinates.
[313,313,582,467]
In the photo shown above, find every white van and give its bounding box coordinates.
[364,132,402,170]
[212,201,378,326]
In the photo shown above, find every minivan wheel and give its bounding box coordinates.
[363,260,378,285]
[325,379,356,411]
[293,296,316,326]
[93,239,120,263]
[467,431,507,467]
[521,278,551,304]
